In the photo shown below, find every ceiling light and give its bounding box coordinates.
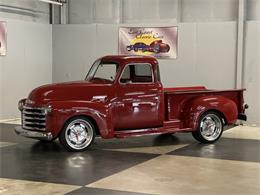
[39,0,66,6]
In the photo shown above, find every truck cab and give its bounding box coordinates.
[15,55,247,151]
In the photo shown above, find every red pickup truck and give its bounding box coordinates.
[15,55,247,151]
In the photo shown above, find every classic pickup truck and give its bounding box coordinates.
[15,55,247,151]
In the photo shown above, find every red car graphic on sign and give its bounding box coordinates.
[127,40,170,54]
[149,40,170,53]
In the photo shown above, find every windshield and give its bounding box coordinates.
[85,59,118,83]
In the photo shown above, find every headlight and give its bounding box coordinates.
[18,99,26,111]
[44,105,52,115]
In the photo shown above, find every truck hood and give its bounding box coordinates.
[27,80,113,106]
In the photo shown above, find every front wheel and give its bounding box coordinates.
[192,111,224,143]
[59,117,96,152]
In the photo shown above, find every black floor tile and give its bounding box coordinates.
[0,123,31,143]
[66,187,150,195]
[168,137,260,163]
[92,133,195,150]
[0,140,158,186]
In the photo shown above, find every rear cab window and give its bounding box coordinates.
[120,63,153,84]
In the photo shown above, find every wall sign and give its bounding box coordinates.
[119,27,177,59]
[0,22,7,56]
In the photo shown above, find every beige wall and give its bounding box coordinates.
[243,21,260,125]
[0,19,52,119]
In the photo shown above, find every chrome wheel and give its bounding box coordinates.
[64,119,94,151]
[192,111,224,143]
[199,113,222,141]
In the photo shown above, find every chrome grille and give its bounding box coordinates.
[22,106,46,131]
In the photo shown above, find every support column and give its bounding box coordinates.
[236,0,246,88]
[177,0,182,23]
[60,0,69,24]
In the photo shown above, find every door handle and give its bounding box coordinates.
[132,102,156,107]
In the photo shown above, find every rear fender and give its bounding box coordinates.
[182,95,238,130]
[46,101,113,138]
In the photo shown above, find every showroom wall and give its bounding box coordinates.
[53,23,237,90]
[0,0,259,125]
[0,0,49,23]
[0,0,52,119]
[242,0,260,125]
[52,0,260,125]
[244,21,260,125]
[54,0,239,88]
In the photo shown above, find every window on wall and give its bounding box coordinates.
[120,64,153,84]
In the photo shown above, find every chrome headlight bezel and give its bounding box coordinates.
[44,105,52,115]
[18,99,26,111]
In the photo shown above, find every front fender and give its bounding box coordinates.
[182,95,238,130]
[46,100,113,138]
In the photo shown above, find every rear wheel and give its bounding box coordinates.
[192,111,223,143]
[59,117,96,152]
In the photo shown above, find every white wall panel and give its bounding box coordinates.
[196,22,237,89]
[68,0,239,24]
[178,0,238,22]
[0,0,49,23]
[158,23,197,87]
[95,0,120,23]
[247,0,260,20]
[243,21,260,125]
[159,22,237,89]
[52,24,124,82]
[69,0,94,24]
[0,19,52,119]
[52,22,237,89]
[123,0,178,23]
[52,24,97,82]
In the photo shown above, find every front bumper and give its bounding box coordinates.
[14,126,53,141]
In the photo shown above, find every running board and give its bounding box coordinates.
[114,127,192,138]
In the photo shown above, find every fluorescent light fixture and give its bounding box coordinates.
[39,0,65,5]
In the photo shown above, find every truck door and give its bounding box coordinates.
[115,63,163,130]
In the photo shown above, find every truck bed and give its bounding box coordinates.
[163,86,245,126]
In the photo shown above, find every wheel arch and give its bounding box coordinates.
[60,114,101,137]
[200,109,227,125]
[192,109,227,130]
[182,95,237,130]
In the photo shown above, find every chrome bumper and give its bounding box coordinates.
[14,126,53,141]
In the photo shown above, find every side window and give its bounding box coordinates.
[120,64,153,84]
[94,63,117,81]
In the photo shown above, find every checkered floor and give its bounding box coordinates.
[0,121,260,195]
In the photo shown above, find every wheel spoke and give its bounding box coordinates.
[64,119,94,150]
[200,113,222,141]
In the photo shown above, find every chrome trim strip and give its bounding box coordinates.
[23,111,45,116]
[22,126,45,131]
[23,106,45,110]
[22,120,46,125]
[22,116,45,120]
